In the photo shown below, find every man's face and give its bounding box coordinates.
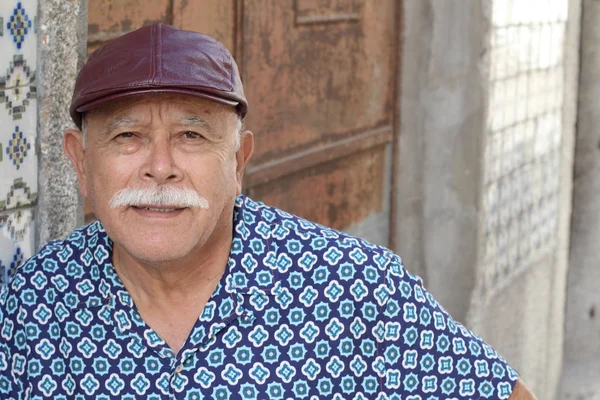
[65,94,253,264]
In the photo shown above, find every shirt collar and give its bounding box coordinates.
[75,195,278,358]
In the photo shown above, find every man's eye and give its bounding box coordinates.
[183,131,203,139]
[116,132,135,139]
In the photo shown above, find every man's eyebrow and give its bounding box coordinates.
[103,117,139,135]
[178,116,216,135]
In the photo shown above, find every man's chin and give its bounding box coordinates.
[122,242,196,264]
[112,230,202,265]
[100,207,219,264]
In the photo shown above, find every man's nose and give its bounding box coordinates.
[139,139,183,184]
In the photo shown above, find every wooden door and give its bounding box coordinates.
[87,0,400,247]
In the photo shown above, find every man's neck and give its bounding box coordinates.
[110,224,234,353]
[111,226,232,307]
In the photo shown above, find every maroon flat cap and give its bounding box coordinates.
[69,23,247,129]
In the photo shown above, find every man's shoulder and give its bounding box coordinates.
[239,195,417,287]
[2,221,108,300]
[241,195,391,254]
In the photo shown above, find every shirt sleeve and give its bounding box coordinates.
[0,279,29,399]
[378,258,519,399]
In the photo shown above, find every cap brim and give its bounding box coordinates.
[76,87,240,114]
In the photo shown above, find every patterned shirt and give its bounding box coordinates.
[0,195,518,399]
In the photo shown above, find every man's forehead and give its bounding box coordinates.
[86,93,235,125]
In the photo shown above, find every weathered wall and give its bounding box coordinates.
[396,1,580,399]
[345,146,392,247]
[36,0,88,247]
[561,0,600,397]
[0,0,38,284]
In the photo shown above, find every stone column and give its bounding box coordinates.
[394,0,489,324]
[36,0,88,246]
[561,0,600,397]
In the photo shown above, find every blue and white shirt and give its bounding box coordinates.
[0,195,518,399]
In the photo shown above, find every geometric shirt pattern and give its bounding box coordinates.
[0,195,518,399]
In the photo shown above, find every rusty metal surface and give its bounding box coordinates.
[248,145,387,230]
[295,0,361,24]
[88,0,171,42]
[244,125,392,187]
[87,0,236,52]
[173,0,236,52]
[241,0,396,166]
[388,0,403,251]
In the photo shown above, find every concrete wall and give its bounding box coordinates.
[469,2,579,398]
[394,0,488,324]
[396,1,580,399]
[561,0,600,398]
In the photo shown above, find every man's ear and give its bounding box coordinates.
[235,130,254,195]
[63,128,89,198]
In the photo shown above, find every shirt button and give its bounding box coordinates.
[175,364,184,374]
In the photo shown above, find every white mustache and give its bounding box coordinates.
[109,187,210,209]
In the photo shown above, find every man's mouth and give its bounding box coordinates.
[131,206,184,213]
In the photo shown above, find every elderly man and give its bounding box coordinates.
[0,24,535,399]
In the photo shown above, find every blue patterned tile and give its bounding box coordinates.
[6,2,32,49]
[0,53,36,103]
[0,0,37,286]
[0,207,34,285]
[0,88,37,211]
[0,1,37,74]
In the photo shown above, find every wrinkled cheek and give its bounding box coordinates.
[87,180,106,216]
[223,163,241,196]
[206,158,238,192]
[207,171,235,202]
[89,171,120,213]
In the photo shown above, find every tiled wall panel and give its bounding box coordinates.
[481,0,568,292]
[0,208,34,283]
[0,0,38,285]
